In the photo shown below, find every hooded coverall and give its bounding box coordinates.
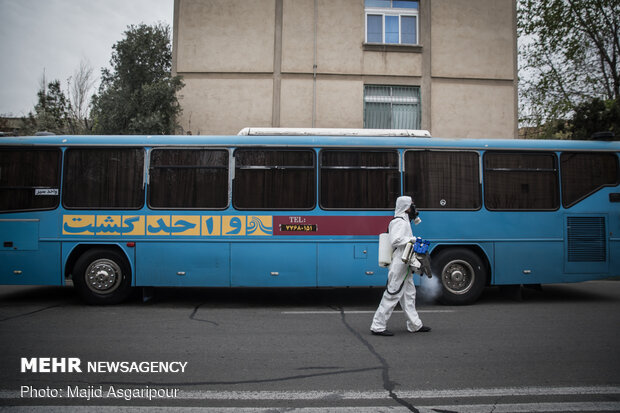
[370,196,424,333]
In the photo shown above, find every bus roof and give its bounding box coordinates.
[1,134,619,152]
[237,127,432,137]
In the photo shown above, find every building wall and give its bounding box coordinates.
[432,80,516,139]
[429,0,517,138]
[431,0,516,80]
[175,0,275,73]
[179,77,273,135]
[173,0,517,139]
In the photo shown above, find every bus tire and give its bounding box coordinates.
[72,248,133,305]
[432,248,487,305]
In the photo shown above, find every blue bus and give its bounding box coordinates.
[1,129,618,304]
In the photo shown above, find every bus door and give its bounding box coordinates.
[0,148,62,285]
[559,151,618,276]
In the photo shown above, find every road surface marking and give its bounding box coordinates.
[281,310,455,314]
[3,385,619,401]
[0,402,619,412]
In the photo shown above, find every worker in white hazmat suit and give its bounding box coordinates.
[370,196,431,336]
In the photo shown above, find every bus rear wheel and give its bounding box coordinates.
[432,248,487,305]
[72,248,133,305]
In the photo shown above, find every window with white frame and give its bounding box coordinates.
[364,85,421,129]
[365,0,419,45]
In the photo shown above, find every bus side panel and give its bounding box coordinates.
[611,238,620,277]
[0,242,61,285]
[317,242,388,286]
[608,196,620,277]
[0,220,61,285]
[231,242,316,287]
[136,242,230,287]
[494,241,565,285]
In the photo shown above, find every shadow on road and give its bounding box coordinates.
[475,280,620,305]
[1,280,618,309]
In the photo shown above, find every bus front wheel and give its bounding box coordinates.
[432,248,487,305]
[72,248,133,305]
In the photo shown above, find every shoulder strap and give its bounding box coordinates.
[388,216,407,232]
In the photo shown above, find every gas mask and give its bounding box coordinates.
[408,204,421,225]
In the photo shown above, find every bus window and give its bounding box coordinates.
[63,148,145,209]
[320,150,399,209]
[561,152,619,208]
[404,150,480,209]
[484,151,559,210]
[0,148,61,212]
[233,149,315,210]
[149,149,229,209]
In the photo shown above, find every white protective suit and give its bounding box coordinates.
[370,196,424,333]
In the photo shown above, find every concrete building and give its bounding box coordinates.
[172,0,517,139]
[0,117,22,136]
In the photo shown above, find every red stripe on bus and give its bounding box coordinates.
[273,216,393,236]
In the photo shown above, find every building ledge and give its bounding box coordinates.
[363,43,422,53]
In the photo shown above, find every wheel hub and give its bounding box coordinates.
[442,260,475,295]
[85,259,122,293]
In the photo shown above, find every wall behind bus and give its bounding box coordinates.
[172,0,517,139]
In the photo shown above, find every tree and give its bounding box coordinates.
[22,78,73,135]
[90,23,184,135]
[67,60,97,134]
[518,0,619,138]
[571,98,620,138]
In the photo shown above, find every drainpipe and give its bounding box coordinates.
[312,0,317,128]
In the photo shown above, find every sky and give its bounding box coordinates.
[0,0,173,116]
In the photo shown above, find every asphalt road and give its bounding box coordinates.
[1,280,619,412]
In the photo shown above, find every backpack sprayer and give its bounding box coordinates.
[378,203,431,275]
[401,238,432,278]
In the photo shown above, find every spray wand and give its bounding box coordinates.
[401,238,432,278]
